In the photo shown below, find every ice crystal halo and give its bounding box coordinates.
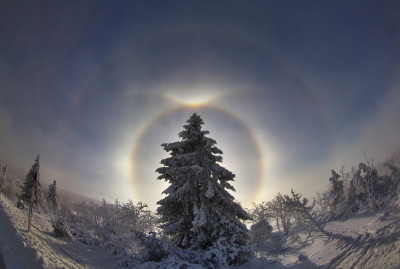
[163,91,224,107]
[130,104,266,209]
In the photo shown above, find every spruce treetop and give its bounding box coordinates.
[47,180,58,207]
[21,155,42,205]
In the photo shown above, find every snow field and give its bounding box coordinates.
[0,194,120,269]
[2,191,400,268]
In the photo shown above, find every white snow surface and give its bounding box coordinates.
[1,192,400,268]
[240,201,400,269]
[0,194,119,269]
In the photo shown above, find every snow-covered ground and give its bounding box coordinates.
[241,201,400,269]
[1,192,400,268]
[0,198,42,269]
[0,193,119,269]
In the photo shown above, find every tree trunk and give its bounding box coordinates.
[304,206,350,240]
[28,203,33,232]
[0,166,6,192]
[27,173,36,233]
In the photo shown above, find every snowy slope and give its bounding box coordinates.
[309,209,400,268]
[0,199,42,269]
[241,201,400,269]
[1,191,400,269]
[0,194,119,269]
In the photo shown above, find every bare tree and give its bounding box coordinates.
[267,193,292,234]
[284,189,349,240]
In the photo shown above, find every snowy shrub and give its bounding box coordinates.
[298,254,308,262]
[17,199,25,209]
[118,200,157,234]
[345,162,398,213]
[132,230,170,262]
[250,201,273,224]
[210,236,251,267]
[131,229,250,268]
[59,201,73,219]
[70,199,157,237]
[314,169,350,220]
[383,162,400,181]
[268,193,294,234]
[314,191,332,222]
[251,193,299,234]
[249,219,273,246]
[53,217,70,238]
[159,254,204,269]
[321,159,400,220]
[63,198,161,268]
[203,247,228,269]
[379,150,400,179]
[283,189,349,240]
[1,177,22,198]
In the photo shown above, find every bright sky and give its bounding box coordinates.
[0,1,399,210]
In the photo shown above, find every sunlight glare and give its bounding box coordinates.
[164,86,226,107]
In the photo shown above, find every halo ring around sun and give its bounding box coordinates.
[130,96,266,208]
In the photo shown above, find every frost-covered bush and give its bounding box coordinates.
[250,193,304,235]
[283,190,347,239]
[117,200,157,234]
[62,198,160,268]
[17,199,25,209]
[211,236,252,266]
[249,219,273,246]
[132,229,249,269]
[59,201,73,219]
[1,177,22,198]
[70,199,157,236]
[325,160,399,219]
[53,217,70,238]
[346,162,398,213]
[314,191,332,223]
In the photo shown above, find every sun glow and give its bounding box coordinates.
[164,87,227,107]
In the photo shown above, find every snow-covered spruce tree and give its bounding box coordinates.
[328,170,345,217]
[21,155,42,232]
[20,155,42,206]
[156,113,251,265]
[47,180,58,209]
